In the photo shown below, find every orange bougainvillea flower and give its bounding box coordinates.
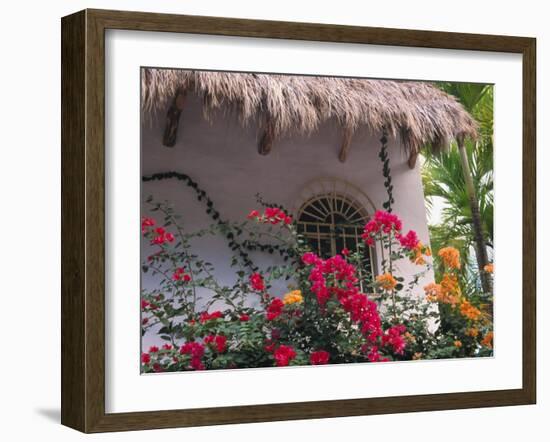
[404,332,417,344]
[283,290,303,305]
[409,241,432,266]
[440,273,461,306]
[411,242,425,265]
[438,246,461,270]
[484,263,494,273]
[460,299,482,321]
[424,282,443,302]
[481,331,494,349]
[376,273,398,291]
[454,340,463,348]
[465,327,479,337]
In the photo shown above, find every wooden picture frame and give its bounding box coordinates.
[61,8,536,433]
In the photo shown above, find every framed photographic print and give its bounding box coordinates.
[61,9,536,433]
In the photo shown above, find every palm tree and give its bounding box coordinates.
[423,83,493,292]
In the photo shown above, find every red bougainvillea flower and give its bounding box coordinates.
[141,299,150,310]
[141,353,151,364]
[141,317,149,325]
[247,207,292,225]
[265,207,293,225]
[396,229,420,250]
[204,335,227,353]
[273,345,297,367]
[148,345,159,353]
[381,324,407,355]
[162,343,172,350]
[239,314,250,322]
[266,298,284,321]
[141,217,156,233]
[199,311,224,323]
[172,267,191,282]
[310,350,330,365]
[215,335,227,353]
[264,339,276,353]
[180,342,206,370]
[152,363,163,373]
[150,226,176,246]
[341,248,350,256]
[249,273,266,291]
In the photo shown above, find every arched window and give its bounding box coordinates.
[296,193,375,280]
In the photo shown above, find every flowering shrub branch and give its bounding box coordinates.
[140,197,493,372]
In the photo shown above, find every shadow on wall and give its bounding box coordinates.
[34,408,60,423]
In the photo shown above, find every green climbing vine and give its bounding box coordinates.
[378,127,394,212]
[142,172,297,270]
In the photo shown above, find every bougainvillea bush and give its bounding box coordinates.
[140,198,494,373]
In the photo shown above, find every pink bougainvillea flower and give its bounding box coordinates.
[273,345,297,367]
[396,230,420,250]
[382,324,407,355]
[299,250,386,352]
[365,345,388,362]
[341,248,350,256]
[249,273,265,291]
[361,210,403,245]
[301,252,321,266]
[310,350,330,365]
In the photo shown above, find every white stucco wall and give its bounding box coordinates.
[141,92,434,346]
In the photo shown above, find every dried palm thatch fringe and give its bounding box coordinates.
[142,68,478,156]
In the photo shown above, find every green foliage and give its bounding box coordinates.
[379,128,394,212]
[140,197,493,373]
[422,83,494,283]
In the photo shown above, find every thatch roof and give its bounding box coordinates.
[141,68,478,157]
